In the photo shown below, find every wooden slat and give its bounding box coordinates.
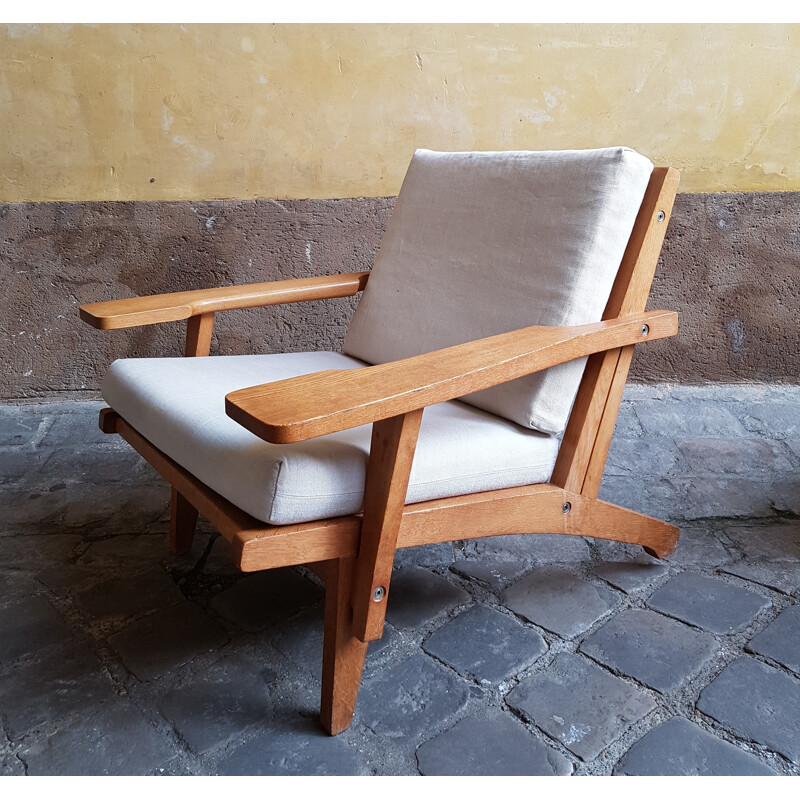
[226,310,677,444]
[551,167,680,494]
[350,410,423,642]
[79,271,371,330]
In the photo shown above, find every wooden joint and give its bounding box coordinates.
[185,312,215,357]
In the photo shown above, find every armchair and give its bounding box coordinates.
[80,147,680,734]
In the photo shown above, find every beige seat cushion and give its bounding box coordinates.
[344,147,653,434]
[103,352,558,526]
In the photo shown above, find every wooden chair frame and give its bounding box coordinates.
[80,166,680,735]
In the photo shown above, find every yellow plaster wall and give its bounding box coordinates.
[2,23,799,201]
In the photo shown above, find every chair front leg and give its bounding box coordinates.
[320,556,369,735]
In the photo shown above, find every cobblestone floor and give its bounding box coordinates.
[0,386,798,776]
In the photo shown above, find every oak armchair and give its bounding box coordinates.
[80,148,680,735]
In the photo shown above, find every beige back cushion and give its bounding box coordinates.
[343,147,653,434]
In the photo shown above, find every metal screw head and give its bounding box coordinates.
[657,211,665,222]
[641,324,650,337]
[372,586,386,602]
[562,502,571,514]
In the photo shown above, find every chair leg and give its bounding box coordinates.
[169,487,198,555]
[320,556,369,735]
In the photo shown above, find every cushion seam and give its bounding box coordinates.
[271,461,556,500]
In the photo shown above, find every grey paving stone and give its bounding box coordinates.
[5,483,166,531]
[580,609,717,693]
[272,606,395,682]
[604,437,682,478]
[0,640,118,739]
[611,404,643,438]
[472,533,591,564]
[772,481,800,516]
[647,572,770,634]
[384,566,470,630]
[0,595,74,665]
[720,561,800,595]
[616,717,776,775]
[633,401,748,437]
[697,656,800,763]
[43,405,118,447]
[393,542,455,568]
[416,708,572,776]
[0,532,83,569]
[507,653,656,762]
[0,447,47,486]
[0,570,37,603]
[26,446,144,488]
[597,475,679,524]
[60,484,170,529]
[357,653,470,741]
[216,720,366,775]
[79,532,209,571]
[665,526,734,568]
[203,535,240,576]
[0,407,49,446]
[209,568,322,633]
[75,566,186,622]
[724,522,800,562]
[158,677,272,754]
[747,605,800,674]
[676,438,794,477]
[502,567,615,638]
[0,752,25,776]
[109,602,229,680]
[20,700,174,775]
[684,478,778,520]
[35,566,96,594]
[423,605,547,685]
[739,402,799,439]
[594,561,667,593]
[450,558,529,591]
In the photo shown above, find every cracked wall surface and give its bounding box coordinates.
[0,191,798,399]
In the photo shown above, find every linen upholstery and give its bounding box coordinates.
[103,352,558,526]
[343,147,653,434]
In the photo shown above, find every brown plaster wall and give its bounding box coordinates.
[1,191,798,400]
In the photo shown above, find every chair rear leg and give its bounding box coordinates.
[320,556,369,735]
[169,487,198,555]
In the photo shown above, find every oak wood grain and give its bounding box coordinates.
[79,271,371,330]
[551,167,680,494]
[226,310,677,444]
[184,312,215,357]
[350,410,423,642]
[320,557,369,735]
[169,487,198,555]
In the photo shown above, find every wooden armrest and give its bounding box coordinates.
[79,271,370,330]
[226,310,678,444]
